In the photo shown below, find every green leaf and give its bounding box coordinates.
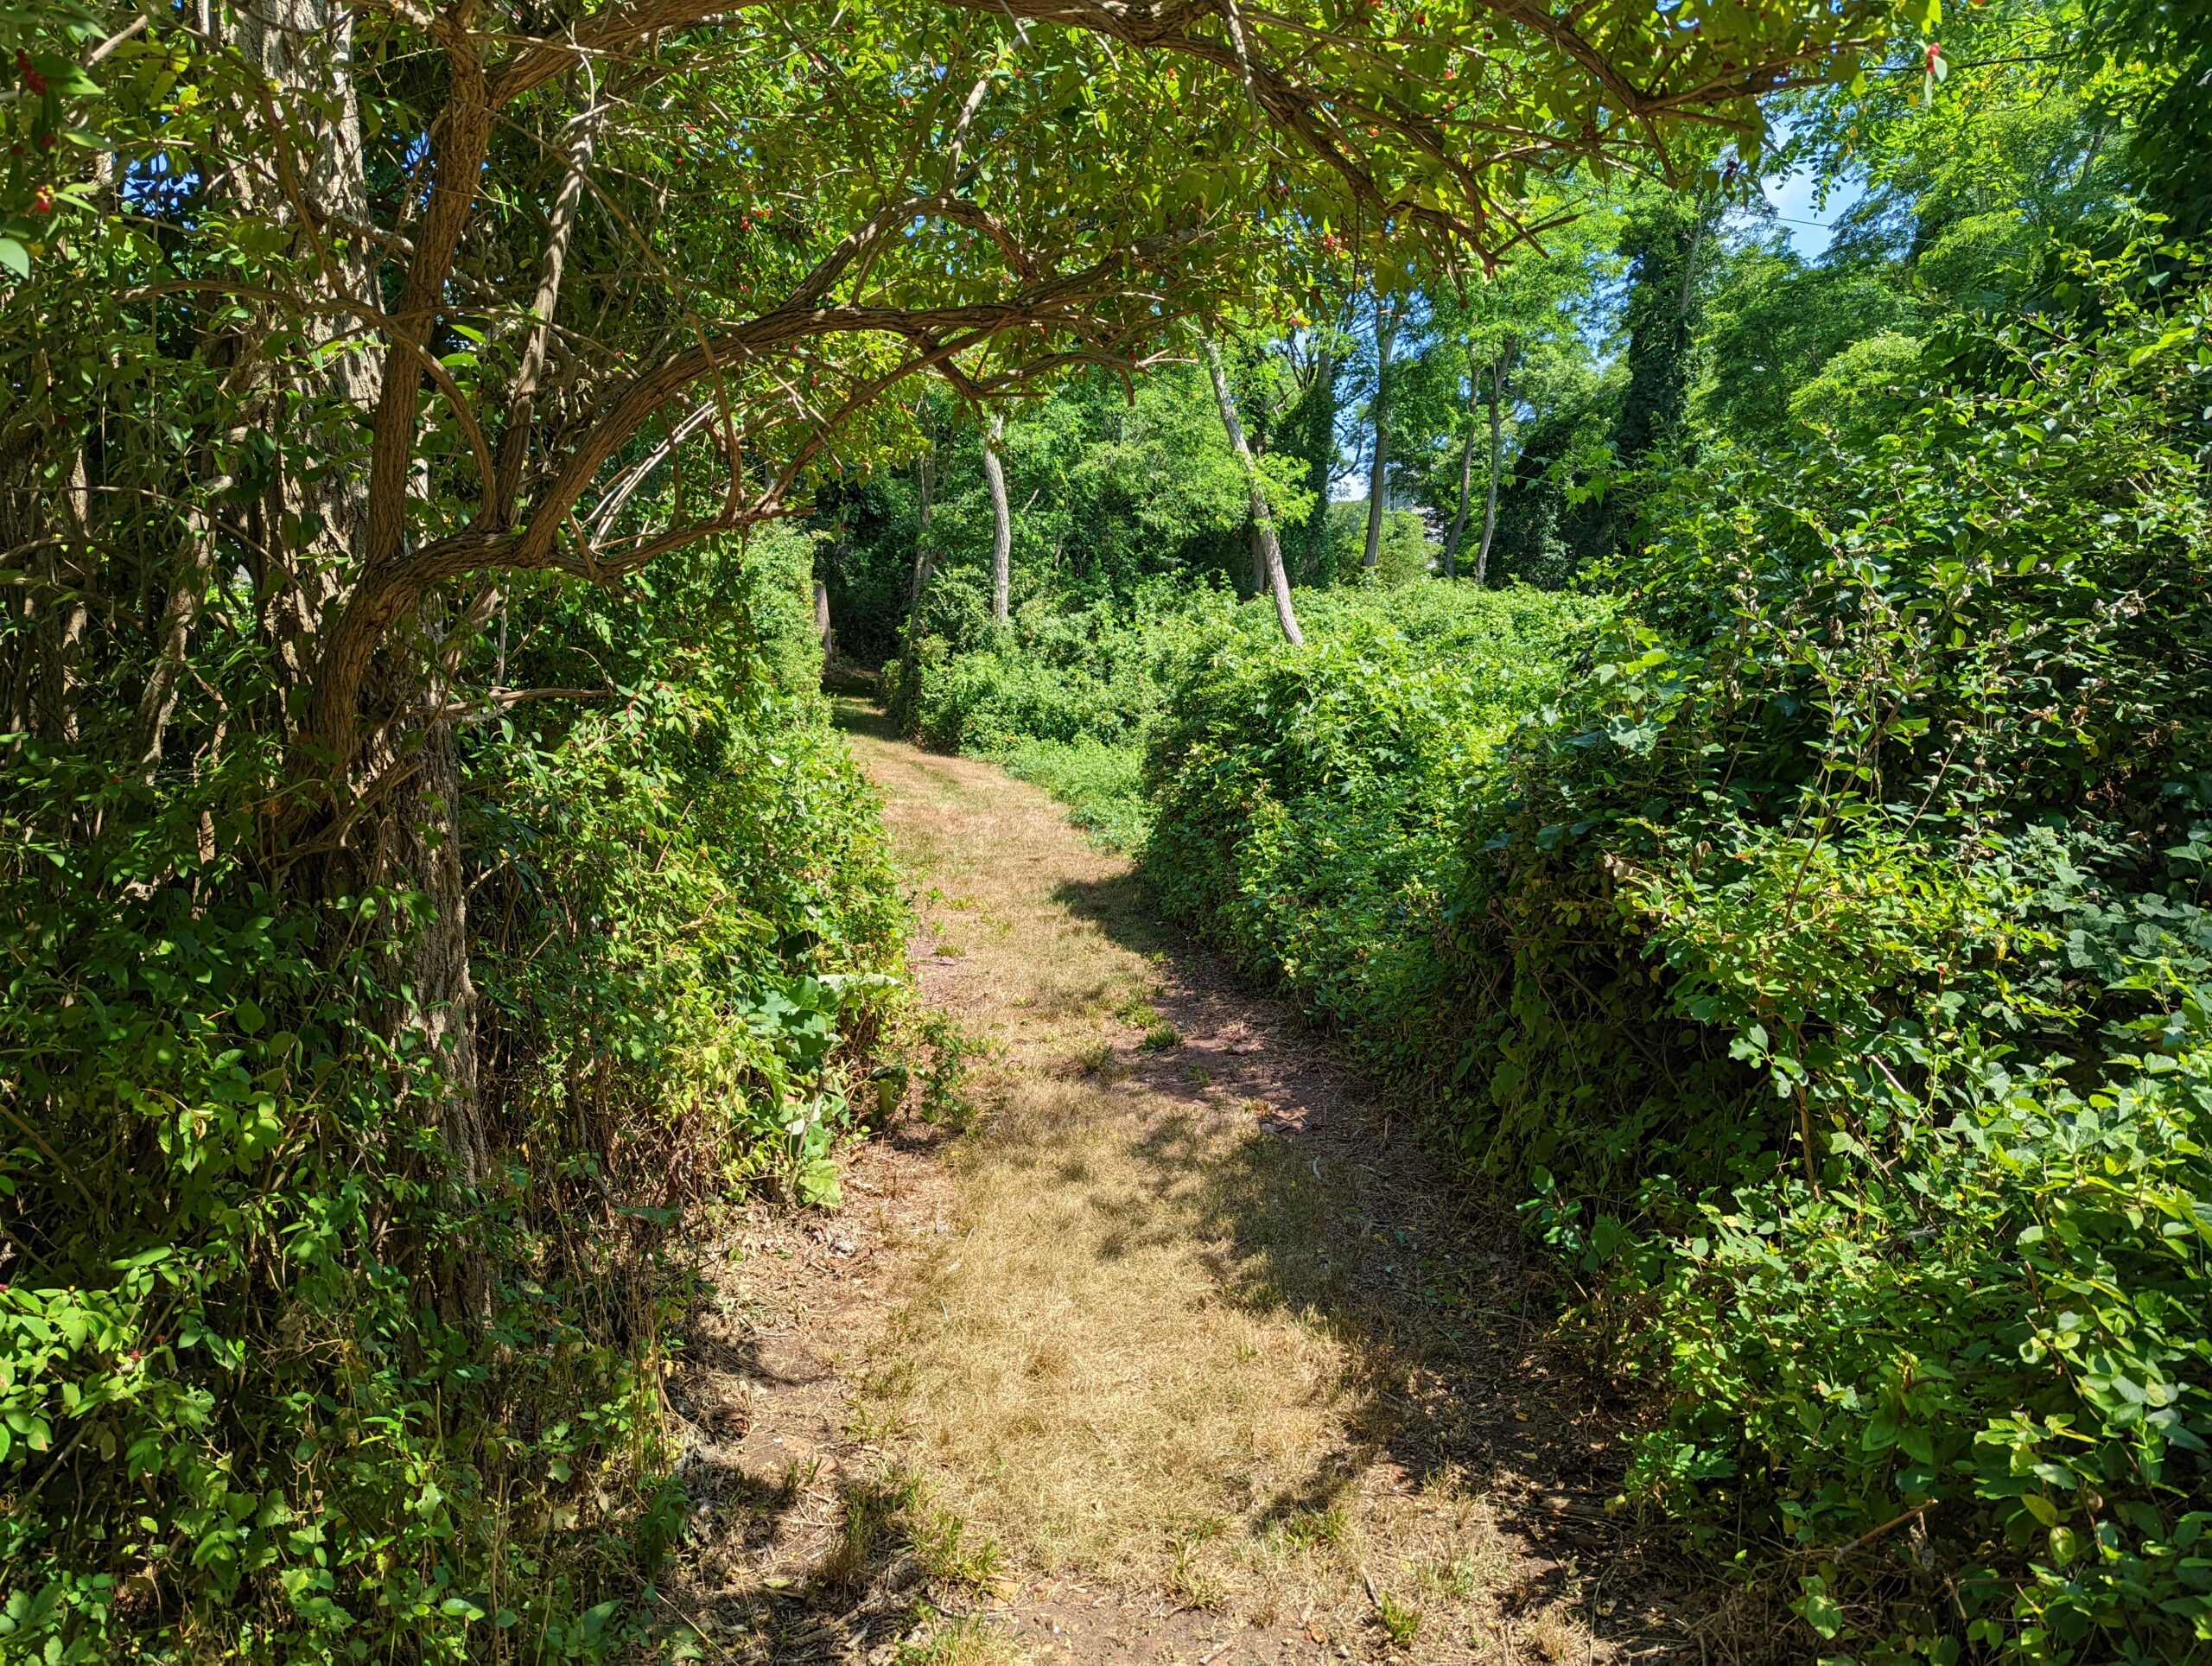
[1796,1576,1844,1640]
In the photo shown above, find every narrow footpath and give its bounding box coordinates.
[662,711,1711,1665]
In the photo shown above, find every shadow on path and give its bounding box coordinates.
[1050,866,1709,1652]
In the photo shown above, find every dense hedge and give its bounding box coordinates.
[888,582,1236,755]
[1144,248,2212,1663]
[1142,584,1605,1042]
[1,526,905,1663]
[1440,247,2212,1663]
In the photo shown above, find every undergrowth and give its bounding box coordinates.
[0,528,907,1663]
[886,239,2212,1663]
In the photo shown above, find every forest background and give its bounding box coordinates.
[2,0,2209,1661]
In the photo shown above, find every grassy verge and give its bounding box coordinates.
[993,736,1148,851]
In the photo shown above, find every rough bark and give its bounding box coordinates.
[814,581,835,667]
[493,86,603,525]
[1200,337,1303,647]
[378,708,490,1319]
[228,0,487,1270]
[136,493,223,764]
[982,412,1012,625]
[229,0,381,584]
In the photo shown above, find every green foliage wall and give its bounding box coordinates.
[1144,585,1605,1045]
[0,530,905,1663]
[1139,241,2212,1661]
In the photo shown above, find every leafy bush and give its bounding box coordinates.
[1144,583,1605,1046]
[1447,244,2212,1660]
[1135,242,2212,1661]
[890,581,1236,754]
[0,529,905,1663]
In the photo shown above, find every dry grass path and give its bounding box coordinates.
[663,709,1700,1665]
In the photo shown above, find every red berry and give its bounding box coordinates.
[32,185,53,214]
[16,49,45,97]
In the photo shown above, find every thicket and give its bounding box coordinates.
[1,513,906,1663]
[1142,584,1603,1037]
[1143,245,2212,1662]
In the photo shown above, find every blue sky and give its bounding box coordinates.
[1763,163,1866,258]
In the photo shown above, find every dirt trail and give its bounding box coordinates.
[663,711,1698,1665]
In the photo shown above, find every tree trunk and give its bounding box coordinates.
[385,711,488,1315]
[1200,337,1304,647]
[231,0,490,1287]
[1362,292,1395,574]
[1281,337,1335,585]
[982,413,1011,625]
[1441,350,1478,579]
[906,445,936,611]
[229,0,380,578]
[814,581,836,668]
[1476,347,1507,588]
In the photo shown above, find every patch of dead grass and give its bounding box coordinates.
[876,1075,1350,1593]
[840,726,1625,1662]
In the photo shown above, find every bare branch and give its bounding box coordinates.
[493,69,605,525]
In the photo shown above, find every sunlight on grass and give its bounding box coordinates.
[993,737,1148,851]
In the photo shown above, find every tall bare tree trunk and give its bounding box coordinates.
[1362,292,1395,574]
[893,442,939,735]
[814,581,835,669]
[1292,340,1333,584]
[229,0,380,586]
[1441,348,1478,579]
[1475,347,1508,588]
[982,413,1012,626]
[1200,337,1304,647]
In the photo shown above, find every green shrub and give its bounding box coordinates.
[890,581,1236,753]
[1446,240,2212,1660]
[0,530,906,1663]
[1143,583,1605,1051]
